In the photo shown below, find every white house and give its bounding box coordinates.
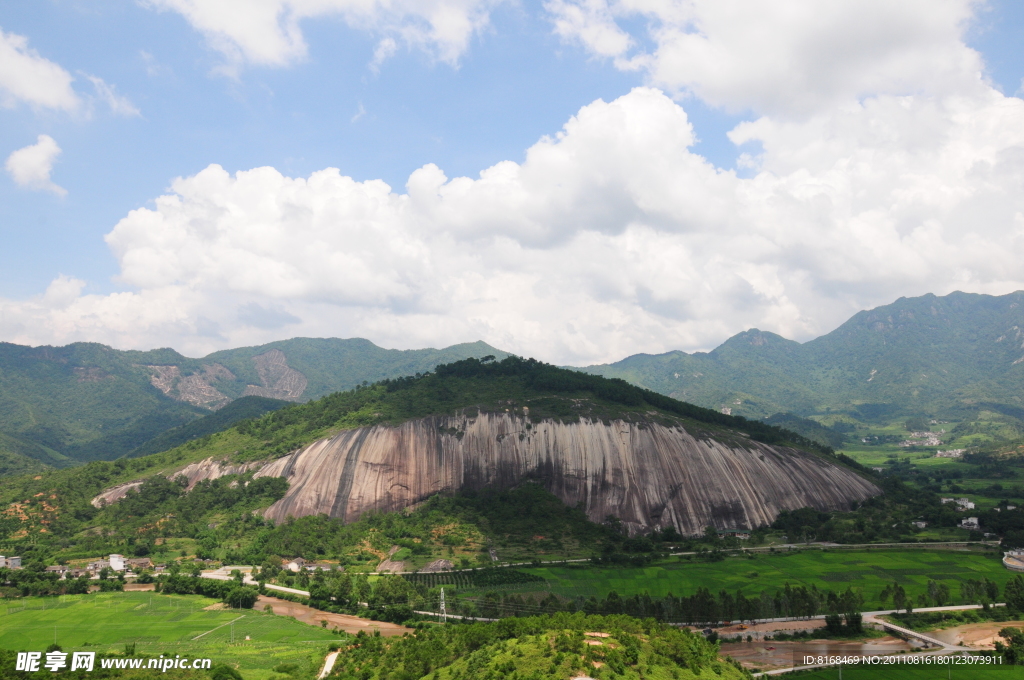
[960,517,980,530]
[109,554,125,571]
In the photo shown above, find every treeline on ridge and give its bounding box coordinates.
[234,356,839,458]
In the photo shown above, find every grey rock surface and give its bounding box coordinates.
[254,413,878,535]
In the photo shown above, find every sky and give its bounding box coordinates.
[2,0,1024,365]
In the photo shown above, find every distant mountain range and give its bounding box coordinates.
[581,290,1024,422]
[0,338,506,469]
[3,289,1023,474]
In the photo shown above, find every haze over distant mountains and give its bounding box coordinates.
[2,289,1023,475]
[582,291,1024,422]
[0,338,506,472]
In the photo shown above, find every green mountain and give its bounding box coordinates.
[0,338,507,468]
[0,357,848,570]
[582,290,1024,422]
[125,395,291,458]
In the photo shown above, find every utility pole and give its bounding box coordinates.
[439,588,446,624]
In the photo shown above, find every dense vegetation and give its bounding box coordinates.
[326,613,745,680]
[231,355,838,462]
[0,338,505,469]
[584,290,1024,423]
[126,396,290,458]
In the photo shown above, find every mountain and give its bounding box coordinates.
[125,395,291,458]
[0,338,507,468]
[79,357,876,537]
[582,290,1024,422]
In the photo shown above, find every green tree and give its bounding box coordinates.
[995,627,1024,665]
[1006,575,1024,612]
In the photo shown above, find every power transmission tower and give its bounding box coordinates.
[439,588,447,624]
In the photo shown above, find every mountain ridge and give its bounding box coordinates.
[582,290,1024,421]
[0,337,507,467]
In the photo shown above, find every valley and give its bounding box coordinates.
[1,292,1024,677]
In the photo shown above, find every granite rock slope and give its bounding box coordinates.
[254,412,878,535]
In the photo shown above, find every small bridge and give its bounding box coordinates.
[870,617,955,649]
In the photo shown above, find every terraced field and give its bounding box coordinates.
[516,549,1012,607]
[0,592,337,680]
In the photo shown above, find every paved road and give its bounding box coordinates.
[317,651,339,679]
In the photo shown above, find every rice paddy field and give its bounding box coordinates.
[0,592,338,679]
[793,664,1023,679]
[512,549,1014,608]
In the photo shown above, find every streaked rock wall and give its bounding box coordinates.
[255,413,878,535]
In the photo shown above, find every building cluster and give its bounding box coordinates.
[941,497,975,510]
[898,431,943,447]
[716,528,751,540]
[934,449,965,458]
[28,555,160,579]
[283,557,337,572]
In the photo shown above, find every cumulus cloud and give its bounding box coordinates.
[0,27,78,111]
[3,81,1024,362]
[5,135,67,195]
[143,0,500,71]
[545,0,985,117]
[5,4,1024,364]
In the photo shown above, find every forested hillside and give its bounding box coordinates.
[583,290,1024,422]
[0,338,505,470]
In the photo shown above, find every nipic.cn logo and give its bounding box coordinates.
[16,652,213,672]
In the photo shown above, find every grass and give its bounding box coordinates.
[0,592,338,680]
[792,664,1022,679]
[514,549,1013,607]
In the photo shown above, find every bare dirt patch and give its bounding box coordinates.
[256,595,412,637]
[721,637,912,671]
[931,620,1024,649]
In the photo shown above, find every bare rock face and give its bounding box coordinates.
[145,364,235,409]
[91,481,144,507]
[89,457,265,508]
[242,350,308,401]
[171,457,265,490]
[255,413,878,535]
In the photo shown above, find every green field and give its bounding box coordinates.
[0,592,338,680]
[517,549,1014,607]
[792,664,1023,679]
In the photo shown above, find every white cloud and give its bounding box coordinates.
[5,4,1024,365]
[143,0,500,71]
[0,27,79,111]
[546,0,986,117]
[85,75,141,116]
[5,135,67,196]
[4,81,1024,363]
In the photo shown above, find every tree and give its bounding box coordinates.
[210,664,243,680]
[1006,575,1024,612]
[995,627,1024,665]
[224,586,259,609]
[890,582,907,613]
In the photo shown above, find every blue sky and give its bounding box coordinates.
[2,1,1024,363]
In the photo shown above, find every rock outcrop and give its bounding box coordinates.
[254,413,878,535]
[90,457,266,508]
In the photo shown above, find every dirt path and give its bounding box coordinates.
[123,583,156,591]
[256,595,412,637]
[318,651,340,679]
